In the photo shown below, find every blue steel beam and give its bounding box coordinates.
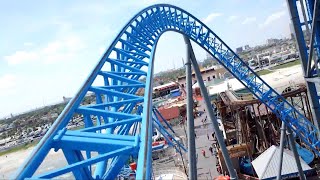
[305,0,320,59]
[16,4,320,180]
[102,155,130,179]
[35,147,134,179]
[152,114,187,152]
[62,149,92,180]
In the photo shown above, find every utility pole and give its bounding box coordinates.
[185,35,197,180]
[184,36,238,180]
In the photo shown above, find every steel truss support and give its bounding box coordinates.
[286,0,320,127]
[277,122,306,180]
[306,0,320,76]
[152,111,187,153]
[185,37,238,180]
[287,127,307,180]
[16,4,320,179]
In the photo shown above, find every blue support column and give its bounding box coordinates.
[136,32,157,179]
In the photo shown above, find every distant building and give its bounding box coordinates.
[236,47,243,53]
[40,116,49,121]
[152,82,180,99]
[289,23,295,40]
[266,38,280,45]
[244,45,250,50]
[0,137,10,146]
[256,51,272,67]
[157,106,181,126]
[51,113,59,118]
[177,66,226,88]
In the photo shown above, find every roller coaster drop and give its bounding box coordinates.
[15,3,320,180]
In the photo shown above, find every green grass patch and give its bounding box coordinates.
[0,140,39,157]
[257,69,271,76]
[270,60,301,70]
[0,121,99,156]
[255,59,301,76]
[0,126,85,157]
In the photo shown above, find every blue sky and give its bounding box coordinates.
[0,0,292,117]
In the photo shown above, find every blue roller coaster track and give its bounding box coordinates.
[15,3,320,180]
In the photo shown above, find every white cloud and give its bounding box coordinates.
[4,51,39,65]
[69,3,110,16]
[42,42,61,54]
[228,15,239,22]
[44,36,83,54]
[23,42,34,46]
[282,2,287,7]
[141,0,158,4]
[0,74,17,96]
[51,19,72,30]
[5,35,85,65]
[99,47,106,55]
[242,17,257,25]
[203,13,223,24]
[259,10,286,28]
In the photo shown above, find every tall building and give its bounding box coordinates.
[289,22,295,40]
[236,47,243,54]
[206,52,212,59]
[266,38,280,45]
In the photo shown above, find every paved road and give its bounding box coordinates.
[173,99,220,179]
[195,100,220,179]
[195,133,220,179]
